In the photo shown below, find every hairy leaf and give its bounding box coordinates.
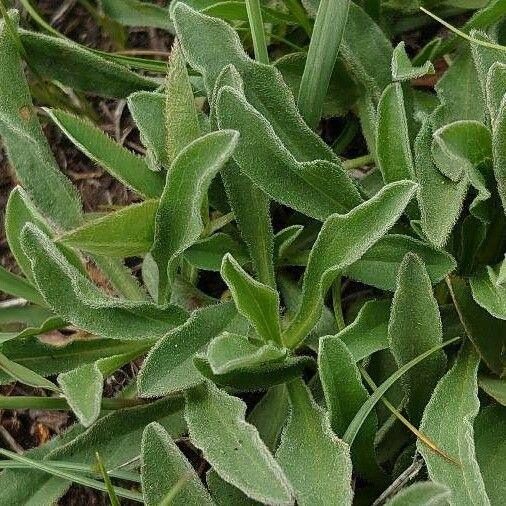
[391,41,435,82]
[478,375,506,406]
[102,0,174,31]
[384,482,450,506]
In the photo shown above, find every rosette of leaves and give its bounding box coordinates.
[0,0,505,504]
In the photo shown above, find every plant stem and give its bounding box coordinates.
[245,0,269,64]
[0,396,145,411]
[332,277,346,332]
[342,154,375,170]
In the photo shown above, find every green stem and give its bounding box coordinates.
[342,154,375,170]
[208,212,235,234]
[0,395,145,411]
[245,0,269,64]
[332,277,346,332]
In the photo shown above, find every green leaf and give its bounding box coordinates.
[165,41,201,166]
[184,233,249,271]
[475,404,506,506]
[0,265,45,306]
[0,15,82,230]
[94,452,120,506]
[216,84,362,221]
[102,0,174,31]
[485,62,506,123]
[391,41,435,82]
[47,109,165,199]
[58,347,149,427]
[207,332,286,375]
[185,382,293,504]
[221,254,281,344]
[337,299,390,362]
[418,343,490,506]
[151,130,239,303]
[389,253,447,424]
[376,83,415,184]
[492,95,506,213]
[451,274,506,376]
[138,302,236,397]
[20,223,187,341]
[128,91,168,170]
[478,375,506,406]
[0,352,60,393]
[297,0,350,128]
[344,234,457,292]
[282,180,417,348]
[276,379,353,505]
[384,482,450,506]
[470,265,506,321]
[319,337,386,484]
[206,469,261,505]
[19,29,158,98]
[141,422,214,506]
[57,201,158,257]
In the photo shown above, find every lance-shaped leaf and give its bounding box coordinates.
[57,201,158,258]
[216,85,362,221]
[470,265,506,322]
[493,96,506,213]
[171,2,336,163]
[58,346,150,427]
[20,224,187,341]
[0,14,82,230]
[206,469,261,505]
[418,343,490,506]
[451,275,506,376]
[475,405,506,506]
[376,83,415,184]
[165,41,201,166]
[485,62,506,123]
[415,114,467,248]
[19,29,158,98]
[151,130,239,303]
[388,253,446,424]
[384,482,450,506]
[282,180,417,348]
[141,422,214,506]
[128,91,167,170]
[185,382,293,504]
[276,379,353,506]
[46,109,165,199]
[207,332,286,375]
[478,375,506,406]
[391,41,435,82]
[138,302,236,397]
[0,264,45,307]
[102,0,174,30]
[319,337,386,485]
[221,254,281,344]
[338,299,391,361]
[344,234,456,292]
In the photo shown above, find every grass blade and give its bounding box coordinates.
[245,0,269,64]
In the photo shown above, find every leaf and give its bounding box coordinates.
[478,375,506,406]
[376,82,415,184]
[319,337,386,485]
[276,379,353,506]
[207,332,286,375]
[128,91,168,170]
[470,265,506,321]
[206,469,260,505]
[216,84,363,221]
[19,29,158,98]
[0,397,186,506]
[141,422,214,506]
[102,0,174,31]
[344,234,457,292]
[391,41,435,82]
[172,2,336,163]
[384,482,450,506]
[0,352,60,393]
[0,14,82,230]
[418,343,490,506]
[58,347,149,427]
[138,302,236,397]
[338,299,390,362]
[0,265,45,307]
[221,254,281,344]
[94,452,120,506]
[485,62,506,123]
[151,130,239,303]
[297,0,351,128]
[474,405,506,506]
[184,233,249,271]
[57,201,158,257]
[388,253,447,424]
[451,274,506,376]
[20,223,187,341]
[282,180,417,348]
[185,382,293,504]
[47,109,165,199]
[165,40,201,166]
[492,95,506,213]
